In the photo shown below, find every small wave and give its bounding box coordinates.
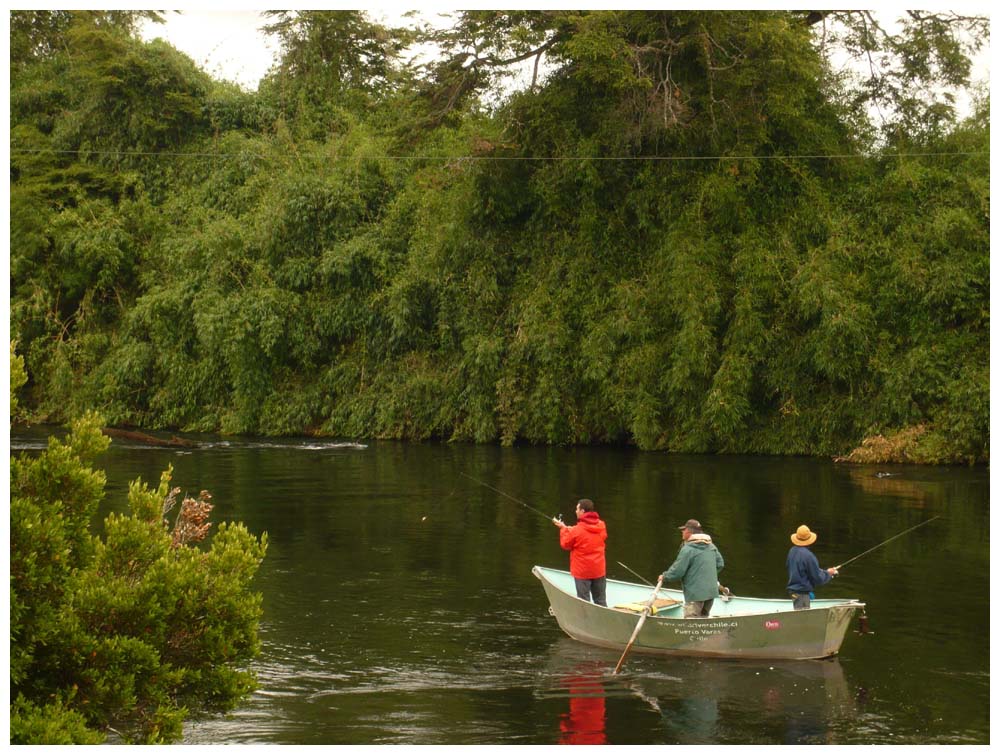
[8,440,49,451]
[198,441,368,451]
[10,432,367,453]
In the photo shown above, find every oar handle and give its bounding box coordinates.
[649,575,664,602]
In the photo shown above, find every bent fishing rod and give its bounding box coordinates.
[459,472,561,523]
[835,516,941,571]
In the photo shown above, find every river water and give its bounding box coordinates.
[10,428,990,744]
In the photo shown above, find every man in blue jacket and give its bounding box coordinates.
[662,519,725,618]
[787,524,838,609]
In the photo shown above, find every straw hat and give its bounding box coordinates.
[791,524,817,546]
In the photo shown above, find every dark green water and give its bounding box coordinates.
[11,429,990,744]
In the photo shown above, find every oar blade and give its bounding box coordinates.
[613,611,649,675]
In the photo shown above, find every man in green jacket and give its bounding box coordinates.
[662,519,725,618]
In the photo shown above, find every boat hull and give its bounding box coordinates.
[533,566,862,660]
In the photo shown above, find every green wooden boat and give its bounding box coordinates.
[533,565,864,660]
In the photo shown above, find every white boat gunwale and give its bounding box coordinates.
[540,566,864,617]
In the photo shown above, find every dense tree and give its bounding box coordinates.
[10,10,164,69]
[8,10,988,463]
[258,10,417,138]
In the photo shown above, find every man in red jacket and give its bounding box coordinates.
[552,499,609,606]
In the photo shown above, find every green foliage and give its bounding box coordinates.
[11,19,211,166]
[8,10,989,463]
[10,10,164,70]
[10,356,268,742]
[259,11,415,139]
[10,342,28,419]
[10,696,105,745]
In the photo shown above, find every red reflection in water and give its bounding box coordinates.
[558,674,607,745]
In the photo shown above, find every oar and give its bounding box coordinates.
[613,575,663,675]
[834,516,941,571]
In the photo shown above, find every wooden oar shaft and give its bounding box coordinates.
[613,575,663,675]
[614,614,649,675]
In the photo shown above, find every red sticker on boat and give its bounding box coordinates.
[764,620,781,630]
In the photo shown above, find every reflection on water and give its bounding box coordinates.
[842,466,931,508]
[539,638,854,745]
[9,426,989,744]
[555,662,608,745]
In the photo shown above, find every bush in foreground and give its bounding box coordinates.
[10,402,268,743]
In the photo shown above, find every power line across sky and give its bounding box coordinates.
[9,148,989,161]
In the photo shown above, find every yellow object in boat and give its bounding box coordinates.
[613,598,681,615]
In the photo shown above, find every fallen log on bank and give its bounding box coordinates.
[102,427,198,448]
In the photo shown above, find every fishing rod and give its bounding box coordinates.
[617,561,654,586]
[835,516,941,570]
[459,472,560,524]
[618,560,732,601]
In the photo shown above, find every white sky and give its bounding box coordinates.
[138,11,283,89]
[138,9,447,90]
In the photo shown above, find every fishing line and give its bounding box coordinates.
[459,471,557,523]
[835,515,941,570]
